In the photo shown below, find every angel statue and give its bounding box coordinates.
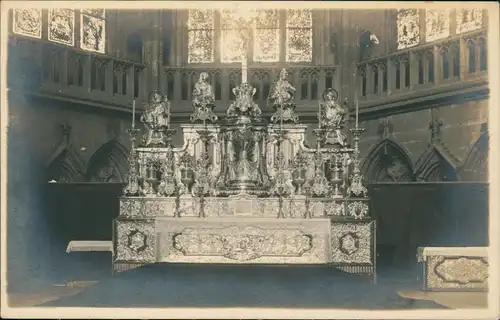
[268,68,299,124]
[190,72,218,124]
[141,90,171,147]
[319,88,347,146]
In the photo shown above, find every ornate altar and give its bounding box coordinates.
[114,69,376,279]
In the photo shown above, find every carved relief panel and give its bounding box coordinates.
[331,220,375,265]
[114,218,157,263]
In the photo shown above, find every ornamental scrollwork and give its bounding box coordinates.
[173,226,313,261]
[347,201,369,219]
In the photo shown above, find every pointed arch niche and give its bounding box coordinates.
[458,124,488,182]
[46,148,85,182]
[45,124,85,182]
[414,144,458,182]
[85,140,129,183]
[362,139,415,183]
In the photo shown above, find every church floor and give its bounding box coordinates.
[7,264,487,309]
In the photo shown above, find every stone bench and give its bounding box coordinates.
[417,247,488,292]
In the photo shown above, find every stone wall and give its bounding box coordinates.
[357,98,488,182]
[9,91,488,184]
[8,93,132,182]
[299,97,489,182]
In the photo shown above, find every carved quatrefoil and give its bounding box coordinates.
[339,232,360,255]
[127,230,148,252]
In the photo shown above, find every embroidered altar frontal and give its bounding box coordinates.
[158,217,331,264]
[114,214,375,267]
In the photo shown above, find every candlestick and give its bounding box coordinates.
[132,99,136,129]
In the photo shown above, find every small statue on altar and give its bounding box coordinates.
[190,72,218,124]
[319,88,347,146]
[141,91,171,147]
[226,83,262,123]
[157,150,178,197]
[122,149,140,196]
[142,91,170,128]
[268,68,299,124]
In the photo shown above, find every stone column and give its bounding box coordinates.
[143,11,162,92]
[339,10,353,100]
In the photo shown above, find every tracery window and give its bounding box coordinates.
[456,9,483,34]
[187,9,215,63]
[286,9,313,62]
[187,9,313,64]
[253,10,280,62]
[397,9,486,50]
[12,9,42,38]
[425,9,449,42]
[81,9,106,53]
[397,9,420,50]
[48,9,75,46]
[11,8,106,53]
[220,9,245,63]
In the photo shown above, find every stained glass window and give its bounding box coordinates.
[48,9,75,46]
[456,9,483,34]
[397,9,420,50]
[81,9,106,53]
[253,10,279,62]
[286,9,312,62]
[188,9,215,63]
[220,10,245,63]
[425,9,449,43]
[12,9,42,38]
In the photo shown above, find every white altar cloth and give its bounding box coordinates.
[66,240,113,254]
[416,246,488,262]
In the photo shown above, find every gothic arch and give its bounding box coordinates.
[362,139,415,183]
[44,123,85,182]
[414,144,458,182]
[458,126,488,182]
[85,140,129,183]
[46,148,85,182]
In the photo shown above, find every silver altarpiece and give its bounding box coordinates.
[114,70,376,279]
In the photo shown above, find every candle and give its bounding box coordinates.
[318,102,322,129]
[242,56,248,84]
[280,105,284,128]
[132,99,136,129]
[355,100,359,128]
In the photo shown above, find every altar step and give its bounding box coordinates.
[398,290,487,309]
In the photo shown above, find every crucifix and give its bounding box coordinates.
[223,7,259,84]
